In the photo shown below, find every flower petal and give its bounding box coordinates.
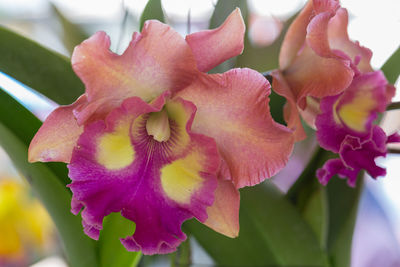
[279,1,314,69]
[176,69,294,188]
[68,94,219,255]
[271,70,306,141]
[316,71,388,152]
[28,95,86,163]
[283,44,353,109]
[204,179,239,238]
[186,8,245,72]
[328,8,373,72]
[72,22,197,124]
[317,158,359,187]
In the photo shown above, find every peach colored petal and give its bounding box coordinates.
[204,179,239,238]
[28,95,86,163]
[283,45,353,109]
[185,8,245,72]
[328,8,373,73]
[177,69,294,188]
[72,22,197,124]
[271,70,306,141]
[279,1,313,69]
[306,11,338,58]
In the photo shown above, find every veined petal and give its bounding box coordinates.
[328,8,373,72]
[186,8,245,73]
[67,94,219,255]
[72,22,197,124]
[176,69,294,188]
[339,126,387,179]
[271,70,306,141]
[317,158,359,187]
[28,95,86,163]
[283,45,353,109]
[204,179,239,238]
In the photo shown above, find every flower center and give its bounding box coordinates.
[146,109,171,142]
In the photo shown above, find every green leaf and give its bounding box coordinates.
[51,4,89,55]
[0,89,98,267]
[326,177,363,267]
[0,26,84,104]
[140,0,165,31]
[301,187,328,249]
[98,213,141,267]
[287,148,363,267]
[381,46,400,84]
[185,182,329,266]
[170,237,191,267]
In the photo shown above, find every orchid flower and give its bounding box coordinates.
[271,0,372,140]
[270,0,398,186]
[315,70,400,186]
[28,9,294,254]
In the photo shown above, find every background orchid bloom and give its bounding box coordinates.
[28,9,294,255]
[315,70,400,186]
[271,0,373,141]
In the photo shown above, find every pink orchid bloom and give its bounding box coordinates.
[271,0,373,141]
[28,9,294,254]
[315,71,399,186]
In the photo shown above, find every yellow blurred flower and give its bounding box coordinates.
[0,178,53,265]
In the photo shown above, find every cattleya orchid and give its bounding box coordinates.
[271,0,399,186]
[28,9,294,254]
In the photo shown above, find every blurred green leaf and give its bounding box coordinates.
[170,237,191,267]
[186,182,329,266]
[140,0,165,31]
[0,89,98,267]
[381,46,400,84]
[326,178,362,267]
[99,213,141,267]
[287,148,362,267]
[301,187,328,249]
[0,26,84,104]
[51,4,89,55]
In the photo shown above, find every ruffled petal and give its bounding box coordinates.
[204,179,239,238]
[176,69,294,188]
[283,45,353,109]
[279,1,314,69]
[271,70,306,141]
[72,22,198,124]
[316,71,388,152]
[317,158,359,187]
[28,95,86,163]
[339,127,387,178]
[67,94,219,255]
[328,8,373,72]
[186,8,245,72]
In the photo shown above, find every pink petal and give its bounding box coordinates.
[283,45,353,109]
[328,8,373,73]
[28,95,86,163]
[279,1,314,69]
[72,22,198,124]
[271,70,307,141]
[186,8,245,72]
[177,69,294,188]
[68,94,220,254]
[204,179,240,238]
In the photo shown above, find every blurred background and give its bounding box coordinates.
[0,0,399,266]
